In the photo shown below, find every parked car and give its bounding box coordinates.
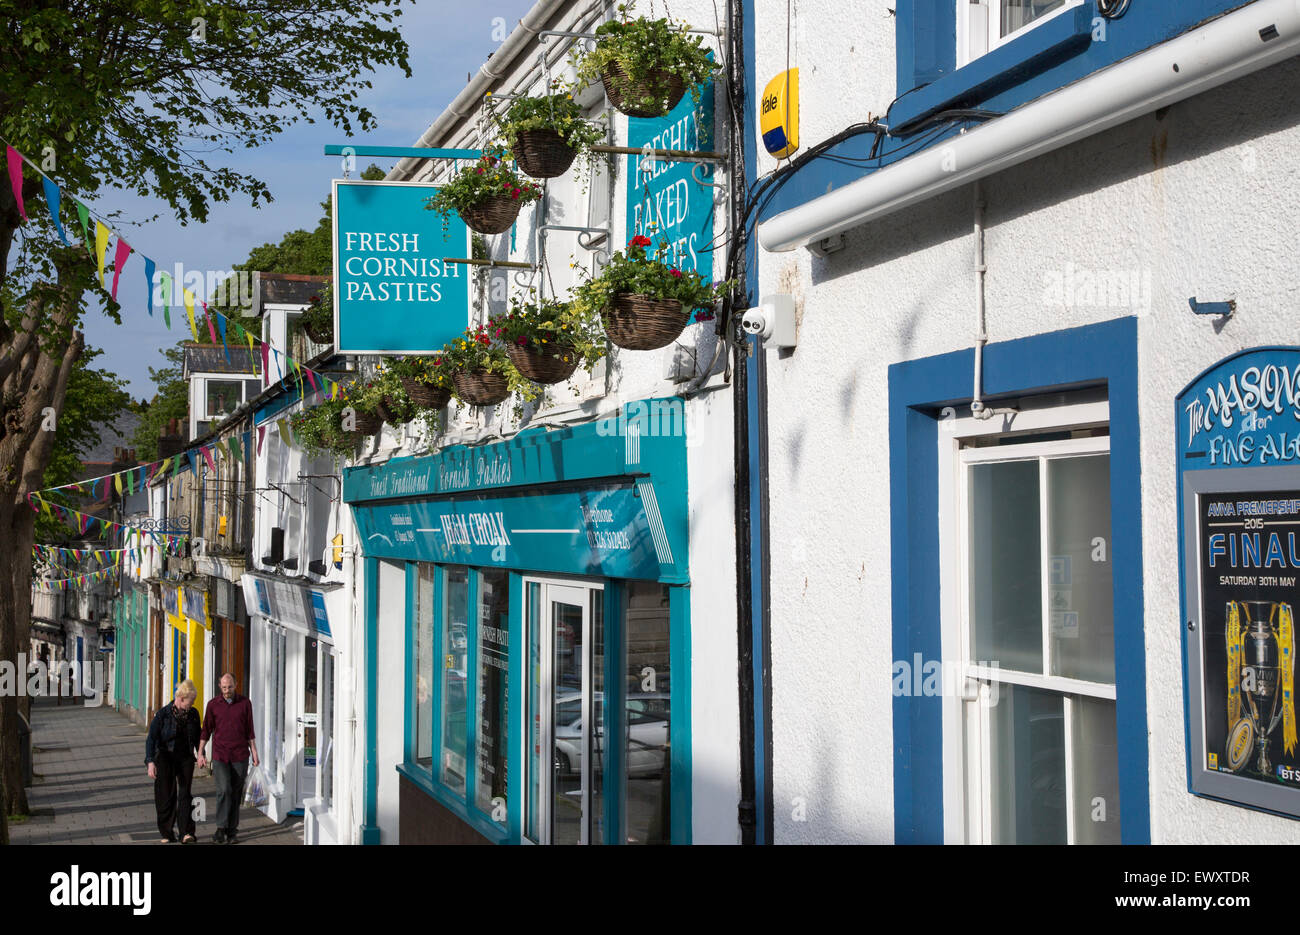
[553,692,669,777]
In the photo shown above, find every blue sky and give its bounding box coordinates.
[82,1,538,399]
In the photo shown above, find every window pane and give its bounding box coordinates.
[414,565,434,769]
[475,570,510,817]
[552,599,584,844]
[625,582,671,844]
[526,582,542,843]
[1072,697,1121,844]
[989,684,1066,844]
[1001,0,1065,37]
[440,567,469,795]
[1048,455,1114,682]
[970,461,1043,673]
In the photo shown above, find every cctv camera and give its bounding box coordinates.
[742,295,797,349]
[742,307,772,339]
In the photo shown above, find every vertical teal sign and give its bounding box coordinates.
[625,77,716,290]
[332,180,471,354]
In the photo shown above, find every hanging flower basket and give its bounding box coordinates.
[377,395,415,426]
[452,369,511,406]
[512,129,579,179]
[399,377,451,410]
[601,293,691,350]
[600,61,686,119]
[458,194,525,234]
[507,343,581,384]
[342,408,382,439]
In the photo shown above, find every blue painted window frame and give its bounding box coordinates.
[887,316,1150,844]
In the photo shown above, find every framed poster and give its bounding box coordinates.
[1179,348,1300,817]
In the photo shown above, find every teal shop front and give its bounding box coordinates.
[344,400,692,844]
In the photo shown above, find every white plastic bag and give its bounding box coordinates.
[244,764,268,807]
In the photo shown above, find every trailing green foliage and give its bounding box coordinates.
[490,292,606,372]
[572,236,729,316]
[575,5,718,115]
[424,150,542,226]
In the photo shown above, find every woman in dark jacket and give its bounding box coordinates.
[145,679,202,843]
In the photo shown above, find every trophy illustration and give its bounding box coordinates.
[1225,601,1296,775]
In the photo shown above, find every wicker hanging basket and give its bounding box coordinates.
[601,293,691,350]
[507,344,581,384]
[377,395,415,426]
[458,194,524,235]
[399,377,451,410]
[513,129,579,179]
[600,60,686,119]
[341,408,382,438]
[452,369,511,406]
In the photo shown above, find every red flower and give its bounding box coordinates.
[515,337,526,346]
[631,235,652,248]
[670,269,682,278]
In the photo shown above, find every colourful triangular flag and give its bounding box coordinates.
[159,272,173,328]
[184,290,199,340]
[95,221,110,288]
[144,257,156,315]
[5,146,25,221]
[110,237,131,300]
[75,201,91,250]
[43,177,68,245]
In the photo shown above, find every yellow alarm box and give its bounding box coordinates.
[760,68,799,159]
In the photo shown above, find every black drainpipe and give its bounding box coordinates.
[728,0,758,846]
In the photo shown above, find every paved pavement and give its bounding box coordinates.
[8,697,302,845]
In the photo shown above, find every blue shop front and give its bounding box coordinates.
[344,400,692,844]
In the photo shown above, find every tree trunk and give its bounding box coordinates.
[0,256,85,817]
[0,497,25,819]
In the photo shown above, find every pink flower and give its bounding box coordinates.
[670,269,682,278]
[515,337,526,346]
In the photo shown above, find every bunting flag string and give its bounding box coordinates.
[33,544,143,565]
[33,566,121,592]
[27,494,189,545]
[2,139,355,489]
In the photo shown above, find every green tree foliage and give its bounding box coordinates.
[0,3,412,825]
[34,348,133,542]
[130,346,188,463]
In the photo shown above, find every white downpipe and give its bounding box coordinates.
[969,181,1017,421]
[758,0,1300,252]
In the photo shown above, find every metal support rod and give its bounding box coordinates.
[538,223,609,252]
[590,144,726,162]
[538,26,724,41]
[324,144,483,161]
[443,257,536,270]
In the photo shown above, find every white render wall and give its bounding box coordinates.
[377,0,742,843]
[753,0,1300,844]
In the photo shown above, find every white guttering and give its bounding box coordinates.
[759,0,1300,252]
[388,0,571,182]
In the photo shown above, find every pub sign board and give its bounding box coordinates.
[332,180,470,355]
[1178,348,1300,818]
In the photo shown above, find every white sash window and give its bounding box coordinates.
[939,394,1121,843]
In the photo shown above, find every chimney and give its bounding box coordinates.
[158,421,184,460]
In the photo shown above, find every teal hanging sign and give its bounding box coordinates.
[625,76,715,283]
[332,180,471,354]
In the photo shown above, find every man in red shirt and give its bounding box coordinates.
[197,673,259,844]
